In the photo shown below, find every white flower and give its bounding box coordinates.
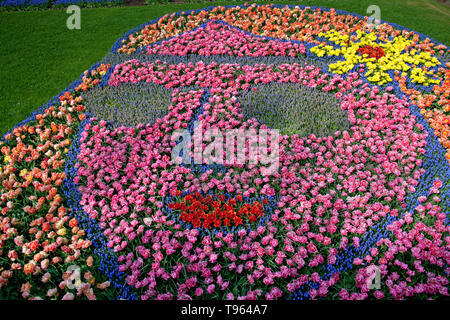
[143,217,153,226]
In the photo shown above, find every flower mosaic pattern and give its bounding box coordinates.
[0,4,449,300]
[310,29,442,86]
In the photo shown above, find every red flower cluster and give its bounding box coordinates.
[357,45,386,59]
[168,193,267,229]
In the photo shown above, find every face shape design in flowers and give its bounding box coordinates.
[2,4,448,301]
[70,12,439,300]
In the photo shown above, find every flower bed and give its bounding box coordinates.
[0,0,123,10]
[0,0,49,10]
[0,3,449,300]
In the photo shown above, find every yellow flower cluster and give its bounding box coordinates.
[19,169,33,182]
[311,29,441,86]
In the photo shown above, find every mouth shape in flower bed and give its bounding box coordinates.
[167,192,270,229]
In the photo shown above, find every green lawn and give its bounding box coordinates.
[1,0,449,135]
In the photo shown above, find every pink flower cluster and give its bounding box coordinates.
[147,21,306,58]
[108,59,325,90]
[339,179,449,300]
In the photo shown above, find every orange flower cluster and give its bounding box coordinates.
[0,67,113,299]
[119,4,365,54]
[398,66,450,162]
[75,64,110,92]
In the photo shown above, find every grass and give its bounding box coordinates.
[0,0,449,135]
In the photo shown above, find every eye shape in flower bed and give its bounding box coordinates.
[81,83,172,129]
[238,82,350,137]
